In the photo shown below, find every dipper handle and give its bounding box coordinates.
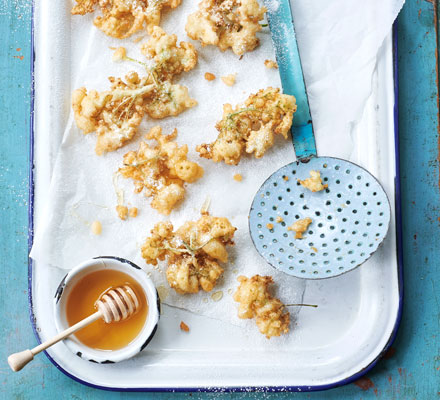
[8,284,140,371]
[8,311,101,371]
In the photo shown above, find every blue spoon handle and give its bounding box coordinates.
[264,0,317,160]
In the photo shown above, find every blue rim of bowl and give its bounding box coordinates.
[26,5,404,392]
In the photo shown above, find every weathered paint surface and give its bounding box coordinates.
[1,0,439,398]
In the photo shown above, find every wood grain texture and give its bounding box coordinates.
[1,0,439,398]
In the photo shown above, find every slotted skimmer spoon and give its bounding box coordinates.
[249,0,391,279]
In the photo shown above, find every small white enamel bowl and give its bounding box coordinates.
[53,256,160,364]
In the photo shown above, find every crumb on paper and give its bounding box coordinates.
[233,275,290,339]
[116,205,129,220]
[283,175,289,181]
[311,247,318,253]
[299,170,328,192]
[221,74,236,86]
[91,220,102,235]
[287,218,312,239]
[233,173,243,182]
[264,59,278,69]
[111,46,126,62]
[185,0,266,56]
[266,223,274,230]
[197,87,297,165]
[180,321,190,332]
[129,207,138,218]
[276,216,283,223]
[133,35,145,43]
[141,215,236,294]
[211,291,223,302]
[204,72,216,81]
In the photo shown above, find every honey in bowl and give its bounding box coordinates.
[66,269,148,351]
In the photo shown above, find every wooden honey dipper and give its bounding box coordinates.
[8,285,140,372]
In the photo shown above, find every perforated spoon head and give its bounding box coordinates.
[95,284,140,323]
[249,157,391,279]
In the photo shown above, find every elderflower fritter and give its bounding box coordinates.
[72,73,155,155]
[118,126,204,215]
[141,216,236,293]
[72,29,197,155]
[233,275,290,339]
[141,26,198,82]
[196,87,297,165]
[299,170,328,192]
[71,0,182,39]
[185,0,267,56]
[287,217,312,239]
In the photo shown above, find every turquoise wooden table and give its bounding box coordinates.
[1,0,439,398]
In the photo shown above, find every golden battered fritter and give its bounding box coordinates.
[141,216,236,293]
[118,126,204,215]
[186,0,266,56]
[233,275,290,339]
[71,0,181,38]
[196,87,296,165]
[72,29,197,155]
[141,26,198,82]
[72,73,155,155]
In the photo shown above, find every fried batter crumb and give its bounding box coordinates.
[275,216,283,223]
[71,0,182,39]
[233,275,290,339]
[180,321,190,332]
[72,29,197,155]
[133,35,145,43]
[116,205,129,220]
[91,220,102,235]
[211,290,223,301]
[264,59,278,69]
[205,72,216,81]
[186,0,267,56]
[129,207,138,218]
[118,126,204,215]
[233,173,243,182]
[299,170,328,192]
[196,87,297,165]
[221,73,236,86]
[141,215,236,294]
[311,246,318,253]
[283,175,289,181]
[287,217,312,239]
[266,223,274,230]
[112,46,127,62]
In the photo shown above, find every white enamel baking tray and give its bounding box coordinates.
[28,1,402,392]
